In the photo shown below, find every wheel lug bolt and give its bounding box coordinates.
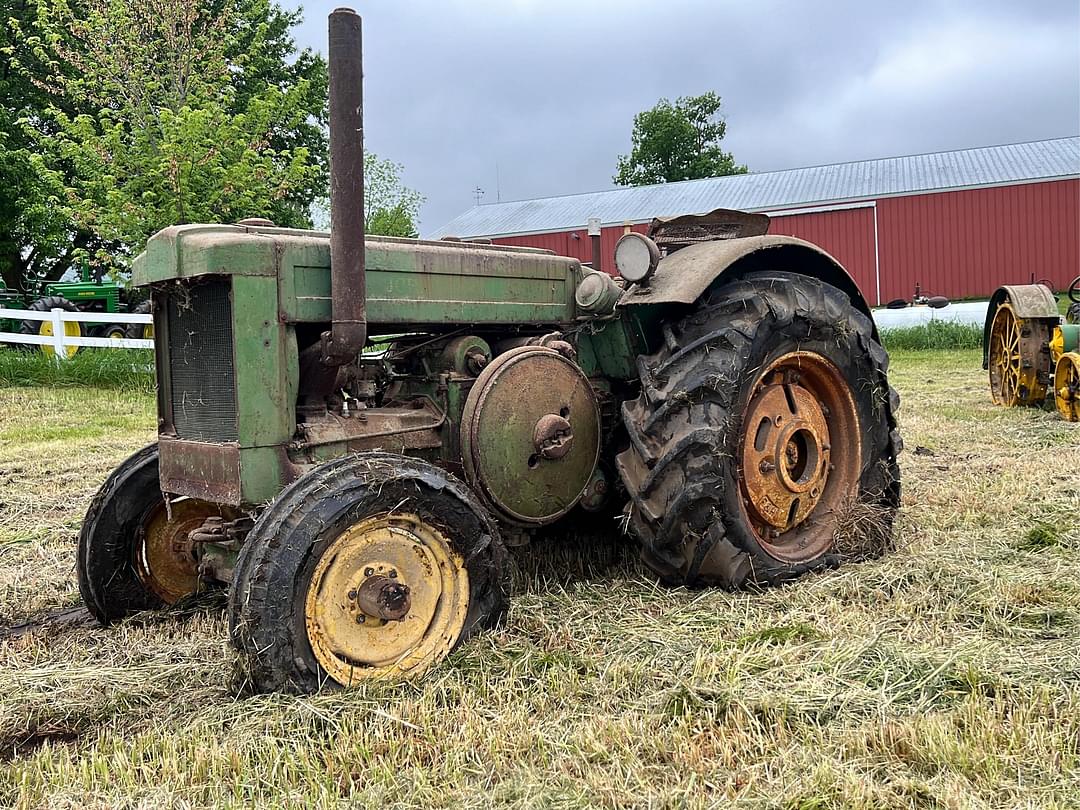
[348,589,357,600]
[388,570,397,579]
[356,614,365,624]
[759,459,775,473]
[364,567,374,577]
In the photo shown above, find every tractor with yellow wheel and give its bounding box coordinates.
[984,275,1080,421]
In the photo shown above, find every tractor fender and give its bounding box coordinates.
[981,284,1058,369]
[617,234,875,334]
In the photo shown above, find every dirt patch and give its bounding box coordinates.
[0,723,83,763]
[0,606,96,641]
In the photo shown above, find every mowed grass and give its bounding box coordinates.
[1,350,1078,809]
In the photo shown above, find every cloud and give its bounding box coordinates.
[289,0,1080,233]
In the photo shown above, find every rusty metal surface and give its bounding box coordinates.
[158,438,242,505]
[355,575,412,621]
[324,7,367,366]
[647,207,770,251]
[997,284,1058,319]
[618,235,858,310]
[304,512,469,684]
[982,283,1059,369]
[0,607,96,640]
[137,500,236,603]
[987,302,1053,406]
[296,401,445,455]
[738,351,861,564]
[532,413,574,460]
[741,384,831,530]
[460,346,600,525]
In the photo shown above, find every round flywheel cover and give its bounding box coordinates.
[460,346,600,525]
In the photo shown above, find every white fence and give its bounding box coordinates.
[0,307,154,356]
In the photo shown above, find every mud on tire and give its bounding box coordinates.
[78,444,166,622]
[228,452,509,694]
[616,271,901,588]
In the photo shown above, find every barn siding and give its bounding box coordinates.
[492,178,1079,304]
[876,178,1079,301]
[766,207,878,303]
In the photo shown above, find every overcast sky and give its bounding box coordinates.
[289,0,1080,235]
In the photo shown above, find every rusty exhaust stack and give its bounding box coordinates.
[324,7,366,366]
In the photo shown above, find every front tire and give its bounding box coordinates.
[617,271,901,588]
[78,444,230,622]
[228,453,509,693]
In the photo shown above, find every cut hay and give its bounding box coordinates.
[1,348,1078,808]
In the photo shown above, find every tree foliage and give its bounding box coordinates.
[5,0,329,284]
[613,92,747,186]
[0,0,76,292]
[1,0,424,291]
[363,154,423,238]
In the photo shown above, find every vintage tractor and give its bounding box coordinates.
[77,9,901,693]
[2,260,150,357]
[983,276,1080,421]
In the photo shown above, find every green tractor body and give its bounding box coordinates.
[134,224,645,508]
[77,8,901,693]
[0,279,25,333]
[44,276,124,314]
[2,262,147,351]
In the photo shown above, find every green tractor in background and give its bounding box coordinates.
[0,261,152,357]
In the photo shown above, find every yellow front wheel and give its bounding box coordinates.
[1055,352,1080,422]
[305,513,470,684]
[229,453,508,693]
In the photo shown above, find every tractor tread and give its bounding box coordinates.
[616,271,900,589]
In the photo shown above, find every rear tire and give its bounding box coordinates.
[20,295,81,358]
[616,271,901,588]
[98,323,127,341]
[228,453,509,693]
[125,300,154,341]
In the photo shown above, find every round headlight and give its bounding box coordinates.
[614,233,660,284]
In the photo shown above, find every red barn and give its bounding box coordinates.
[431,137,1079,305]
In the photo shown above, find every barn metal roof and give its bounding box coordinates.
[429,137,1080,238]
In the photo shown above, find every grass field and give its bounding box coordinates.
[1,348,1078,808]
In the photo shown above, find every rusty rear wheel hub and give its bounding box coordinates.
[739,351,861,562]
[136,499,232,603]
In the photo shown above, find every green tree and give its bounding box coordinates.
[0,0,81,293]
[364,154,423,238]
[5,0,329,282]
[613,92,747,186]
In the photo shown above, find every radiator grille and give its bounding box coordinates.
[165,279,238,442]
